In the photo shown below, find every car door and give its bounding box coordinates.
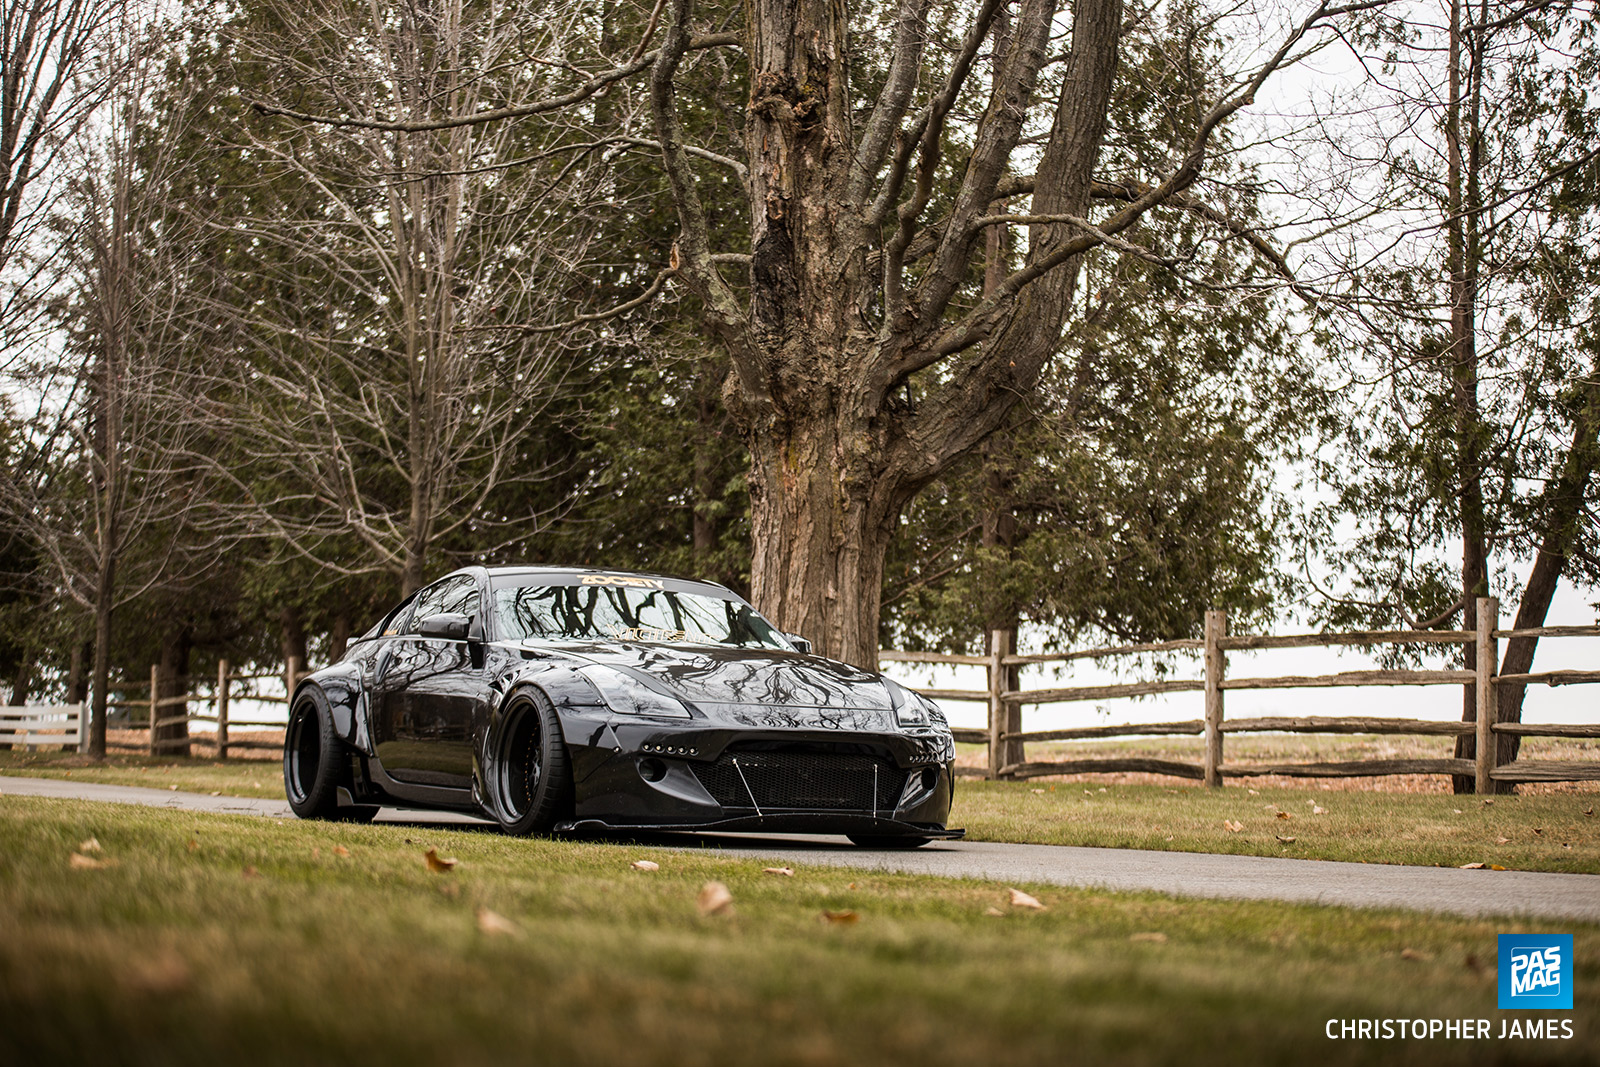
[373,574,483,788]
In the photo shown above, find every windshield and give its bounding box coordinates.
[494,583,789,650]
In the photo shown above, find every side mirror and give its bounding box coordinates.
[418,612,472,641]
[785,633,813,655]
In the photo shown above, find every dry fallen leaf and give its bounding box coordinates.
[209,791,220,797]
[333,845,350,858]
[186,839,198,852]
[476,907,519,937]
[1247,789,1259,795]
[1495,837,1510,844]
[78,837,102,853]
[1459,862,1486,869]
[631,860,660,872]
[241,865,260,879]
[1481,798,1494,806]
[1008,888,1045,910]
[1276,811,1291,821]
[762,867,794,877]
[1583,807,1594,817]
[1532,827,1544,836]
[1490,864,1507,871]
[820,910,860,924]
[1275,835,1296,844]
[1223,820,1244,833]
[69,853,112,870]
[697,881,734,916]
[424,848,457,873]
[1400,948,1429,961]
[1311,805,1326,815]
[1130,932,1167,943]
[984,906,1005,917]
[1452,809,1463,815]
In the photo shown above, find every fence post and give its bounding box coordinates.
[1475,596,1499,795]
[148,663,160,757]
[1203,609,1226,788]
[216,659,230,761]
[286,655,302,700]
[987,631,1007,780]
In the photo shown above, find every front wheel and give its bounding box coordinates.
[490,691,572,836]
[847,834,933,849]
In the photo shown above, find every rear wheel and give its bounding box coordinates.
[847,834,933,849]
[284,693,341,819]
[490,691,572,836]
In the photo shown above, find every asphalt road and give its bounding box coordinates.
[5,775,1597,923]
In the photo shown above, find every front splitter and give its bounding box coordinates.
[556,812,965,839]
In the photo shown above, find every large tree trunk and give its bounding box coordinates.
[747,420,901,668]
[726,0,1120,664]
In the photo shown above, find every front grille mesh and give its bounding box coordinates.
[693,749,907,812]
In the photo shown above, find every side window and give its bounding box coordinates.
[439,578,480,620]
[407,577,468,634]
[381,592,421,637]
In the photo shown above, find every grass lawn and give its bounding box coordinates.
[954,781,1600,873]
[5,748,1598,873]
[1,796,1595,1066]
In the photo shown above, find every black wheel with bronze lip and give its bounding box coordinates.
[491,689,572,835]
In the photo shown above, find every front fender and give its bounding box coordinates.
[473,661,610,812]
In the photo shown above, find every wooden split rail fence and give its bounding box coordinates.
[881,598,1600,795]
[104,656,310,758]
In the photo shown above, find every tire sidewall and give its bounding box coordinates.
[489,688,571,836]
[284,688,341,819]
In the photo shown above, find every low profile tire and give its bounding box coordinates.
[847,834,933,849]
[491,690,572,836]
[284,691,342,819]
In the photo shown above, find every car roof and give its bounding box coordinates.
[469,565,741,600]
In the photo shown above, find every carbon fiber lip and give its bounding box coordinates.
[555,814,965,839]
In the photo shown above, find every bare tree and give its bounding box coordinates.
[1,0,126,347]
[2,8,230,756]
[1279,0,1600,788]
[195,0,629,595]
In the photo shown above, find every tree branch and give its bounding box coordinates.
[247,33,741,133]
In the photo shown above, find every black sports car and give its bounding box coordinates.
[284,567,962,846]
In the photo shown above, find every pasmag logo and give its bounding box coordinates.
[1499,934,1573,1010]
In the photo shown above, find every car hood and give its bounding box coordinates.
[541,641,896,714]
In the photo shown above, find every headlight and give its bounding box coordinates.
[576,666,692,718]
[885,680,930,727]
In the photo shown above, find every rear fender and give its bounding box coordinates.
[296,664,369,753]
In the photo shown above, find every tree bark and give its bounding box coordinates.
[68,639,90,705]
[329,610,352,663]
[156,626,192,758]
[280,604,308,672]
